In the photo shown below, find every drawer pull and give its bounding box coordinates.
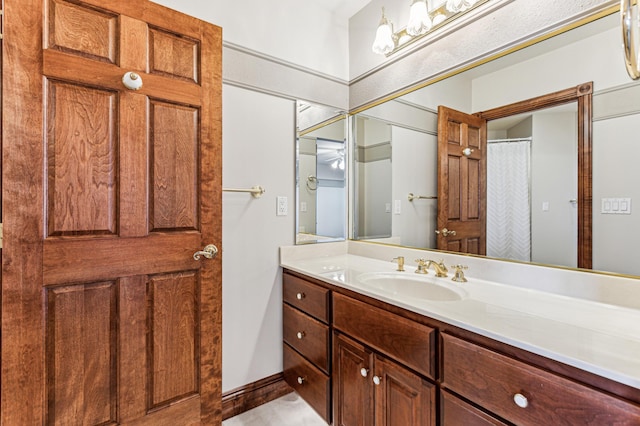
[513,393,529,408]
[296,331,305,340]
[372,375,382,386]
[296,292,306,300]
[360,368,369,378]
[297,376,306,385]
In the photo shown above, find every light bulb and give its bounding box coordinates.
[372,8,395,55]
[407,0,432,36]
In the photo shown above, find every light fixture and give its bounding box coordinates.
[622,0,640,79]
[372,7,395,55]
[372,0,488,56]
[407,0,432,36]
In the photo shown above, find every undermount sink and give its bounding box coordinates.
[356,272,466,301]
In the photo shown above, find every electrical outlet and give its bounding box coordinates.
[277,196,288,216]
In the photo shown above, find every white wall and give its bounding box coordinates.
[530,112,578,267]
[152,0,352,80]
[222,85,295,392]
[593,114,640,276]
[391,126,438,248]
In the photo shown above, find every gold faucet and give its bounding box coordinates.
[414,258,429,274]
[415,259,448,277]
[451,264,468,282]
[427,260,449,277]
[392,256,405,272]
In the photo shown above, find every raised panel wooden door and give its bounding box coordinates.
[437,106,487,255]
[333,333,375,426]
[374,355,436,426]
[2,0,222,424]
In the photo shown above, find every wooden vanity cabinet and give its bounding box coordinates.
[333,293,437,425]
[283,269,640,426]
[282,272,331,422]
[441,333,640,425]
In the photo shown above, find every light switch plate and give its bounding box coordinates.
[601,197,631,215]
[394,200,402,215]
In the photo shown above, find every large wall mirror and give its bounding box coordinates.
[351,10,640,277]
[296,101,347,244]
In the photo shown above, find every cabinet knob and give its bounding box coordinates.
[122,71,143,90]
[360,368,369,378]
[296,292,305,300]
[372,375,382,386]
[296,331,305,340]
[297,376,305,385]
[513,393,528,408]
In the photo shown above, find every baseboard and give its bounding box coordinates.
[222,372,293,420]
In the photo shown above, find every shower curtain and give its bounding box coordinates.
[487,139,531,261]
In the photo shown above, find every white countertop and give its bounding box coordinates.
[280,241,640,390]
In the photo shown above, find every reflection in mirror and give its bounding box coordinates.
[486,104,577,267]
[351,11,640,277]
[296,101,346,244]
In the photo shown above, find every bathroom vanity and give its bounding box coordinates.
[281,242,640,425]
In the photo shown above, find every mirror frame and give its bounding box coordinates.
[475,82,593,269]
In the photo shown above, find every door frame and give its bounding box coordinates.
[474,82,593,269]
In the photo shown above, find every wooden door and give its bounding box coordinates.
[333,333,375,426]
[2,0,222,424]
[373,355,436,426]
[437,106,487,255]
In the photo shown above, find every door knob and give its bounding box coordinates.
[122,71,143,90]
[462,147,474,156]
[435,228,457,237]
[193,244,219,260]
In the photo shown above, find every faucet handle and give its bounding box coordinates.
[414,258,428,274]
[392,256,405,272]
[451,264,468,283]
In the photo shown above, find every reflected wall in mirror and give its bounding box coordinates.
[296,101,346,244]
[351,11,640,277]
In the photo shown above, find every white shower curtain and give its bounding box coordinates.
[487,140,531,261]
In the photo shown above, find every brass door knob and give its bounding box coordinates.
[435,228,457,237]
[193,244,219,260]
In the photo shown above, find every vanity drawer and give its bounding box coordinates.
[283,272,330,323]
[283,344,330,423]
[333,293,436,379]
[441,333,640,425]
[441,390,506,426]
[283,303,330,373]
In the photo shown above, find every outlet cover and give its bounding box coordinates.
[277,196,288,216]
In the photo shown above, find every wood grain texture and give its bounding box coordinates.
[283,271,331,323]
[374,354,436,426]
[333,293,436,379]
[437,106,487,255]
[149,27,199,82]
[283,304,330,373]
[333,332,374,426]
[283,344,331,423]
[476,82,593,269]
[441,333,640,425]
[441,390,507,426]
[3,1,223,424]
[149,272,199,407]
[2,0,47,422]
[222,373,293,421]
[150,100,199,231]
[46,0,118,63]
[46,282,117,424]
[46,80,118,236]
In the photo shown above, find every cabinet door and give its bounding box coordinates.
[334,333,374,426]
[374,355,436,426]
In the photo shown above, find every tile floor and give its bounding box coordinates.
[222,392,328,426]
